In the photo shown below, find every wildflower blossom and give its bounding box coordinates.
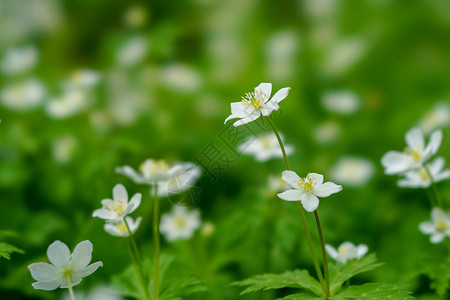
[116,36,148,67]
[325,242,368,264]
[28,240,102,290]
[419,208,450,244]
[238,133,294,162]
[46,89,88,119]
[329,156,374,187]
[418,102,450,134]
[277,171,342,212]
[321,90,360,115]
[381,127,442,175]
[104,216,142,237]
[1,79,45,111]
[397,157,450,188]
[160,206,201,241]
[93,184,141,223]
[1,46,38,75]
[66,69,100,89]
[224,83,290,127]
[153,164,202,198]
[116,159,197,184]
[61,285,123,300]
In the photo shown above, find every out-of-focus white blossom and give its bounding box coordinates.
[418,102,450,134]
[1,46,38,75]
[46,89,88,119]
[66,69,100,90]
[52,135,78,164]
[325,242,368,264]
[1,79,45,111]
[419,208,450,244]
[160,206,201,241]
[398,157,450,188]
[154,164,202,198]
[265,30,300,81]
[116,36,148,67]
[312,121,341,145]
[322,38,367,76]
[160,64,203,93]
[238,133,293,162]
[104,216,142,237]
[329,156,374,187]
[322,90,360,115]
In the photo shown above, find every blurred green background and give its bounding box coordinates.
[1,0,450,299]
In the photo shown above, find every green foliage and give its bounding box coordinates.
[418,256,450,296]
[0,242,23,260]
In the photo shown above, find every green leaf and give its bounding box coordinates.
[0,242,24,260]
[335,283,414,299]
[232,269,323,296]
[277,293,325,299]
[329,254,383,295]
[419,256,450,296]
[160,277,208,300]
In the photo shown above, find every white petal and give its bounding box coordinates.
[281,170,301,189]
[435,169,450,182]
[113,184,128,202]
[115,166,148,184]
[430,233,445,244]
[423,130,442,160]
[313,182,342,197]
[60,275,82,288]
[32,278,64,291]
[100,199,113,207]
[104,223,126,237]
[47,241,70,269]
[28,263,61,281]
[71,241,93,270]
[325,244,338,260]
[419,221,435,234]
[277,189,303,201]
[268,87,290,104]
[128,216,142,232]
[381,151,413,174]
[428,157,445,173]
[255,83,272,101]
[356,244,368,258]
[300,193,319,212]
[233,110,261,127]
[230,102,248,116]
[260,106,274,116]
[125,193,142,215]
[307,173,324,185]
[74,261,103,278]
[405,127,424,151]
[92,208,117,220]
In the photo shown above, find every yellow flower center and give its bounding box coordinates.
[298,176,314,193]
[338,246,348,255]
[116,222,128,234]
[419,168,430,181]
[174,216,186,229]
[112,202,125,216]
[140,159,170,178]
[241,91,264,109]
[436,220,447,232]
[405,147,421,162]
[260,135,272,149]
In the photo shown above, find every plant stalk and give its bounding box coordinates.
[153,183,161,300]
[314,211,330,297]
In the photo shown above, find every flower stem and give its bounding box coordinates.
[424,165,444,209]
[65,274,76,300]
[314,211,330,297]
[265,116,326,293]
[153,183,160,300]
[125,219,150,300]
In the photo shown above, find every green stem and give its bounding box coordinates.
[125,219,151,300]
[65,274,76,300]
[424,165,444,209]
[265,116,326,293]
[314,211,330,297]
[153,183,160,300]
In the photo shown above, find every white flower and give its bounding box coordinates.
[61,285,124,300]
[325,242,368,264]
[267,174,290,194]
[238,133,294,162]
[52,135,78,164]
[329,156,374,187]
[116,36,148,67]
[1,79,45,111]
[277,171,342,212]
[104,216,142,237]
[381,127,442,175]
[397,157,450,188]
[1,46,38,75]
[419,208,450,244]
[224,83,290,127]
[312,121,341,145]
[321,38,367,76]
[153,164,201,198]
[28,240,102,291]
[116,159,197,184]
[93,184,141,223]
[419,102,450,134]
[160,64,202,93]
[321,90,360,115]
[66,69,100,90]
[46,89,88,119]
[160,206,201,241]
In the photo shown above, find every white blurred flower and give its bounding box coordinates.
[66,69,100,90]
[277,171,342,212]
[329,156,374,187]
[224,83,290,127]
[325,242,368,264]
[265,30,300,81]
[160,206,201,241]
[312,121,341,145]
[116,159,198,184]
[28,240,102,291]
[419,208,450,244]
[154,164,202,198]
[160,64,202,93]
[238,133,293,162]
[398,157,450,188]
[1,45,38,75]
[116,36,148,67]
[1,79,45,111]
[52,135,78,164]
[46,89,88,119]
[268,174,289,194]
[61,285,123,300]
[104,216,142,237]
[123,5,147,28]
[93,184,141,223]
[322,90,360,115]
[381,127,442,175]
[322,38,367,76]
[418,102,450,134]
